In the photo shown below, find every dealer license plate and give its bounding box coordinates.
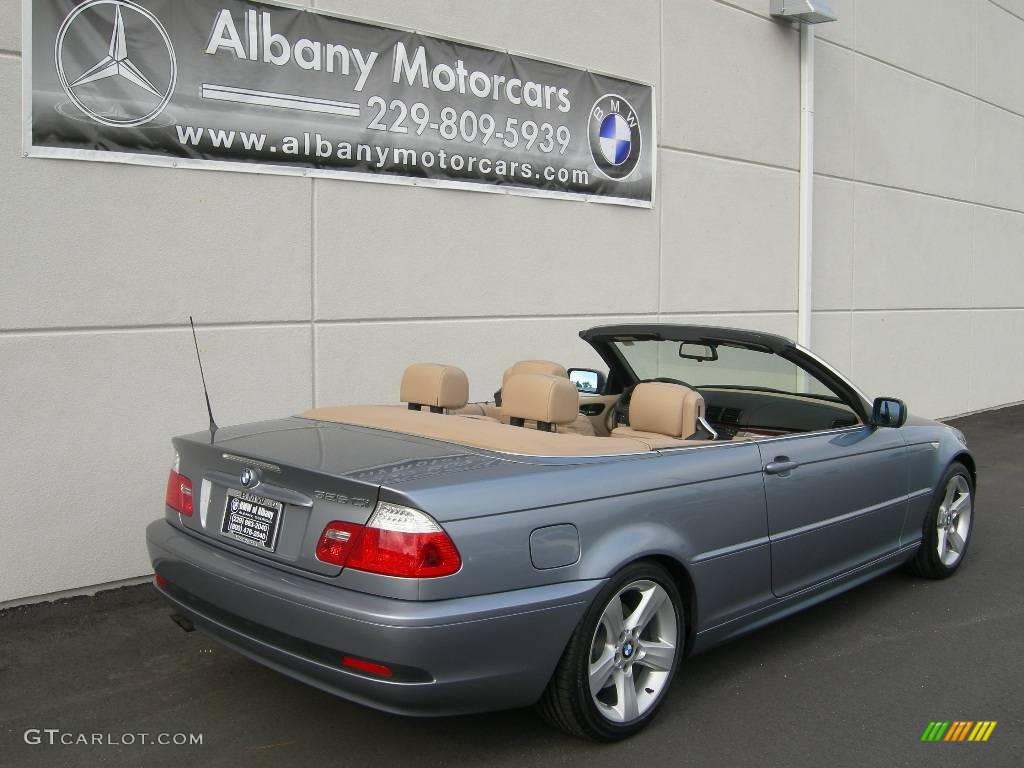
[221,489,283,551]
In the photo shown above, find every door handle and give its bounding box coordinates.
[764,457,799,476]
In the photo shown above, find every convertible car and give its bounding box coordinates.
[147,324,976,740]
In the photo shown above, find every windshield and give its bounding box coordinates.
[612,340,841,400]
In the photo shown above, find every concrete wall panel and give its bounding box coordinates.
[972,207,1024,307]
[855,0,976,94]
[977,0,1024,116]
[812,176,854,310]
[814,41,855,179]
[660,151,798,313]
[313,180,660,321]
[0,0,20,52]
[851,186,973,310]
[853,56,975,201]
[975,102,1024,213]
[662,0,799,168]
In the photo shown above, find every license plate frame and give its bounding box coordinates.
[221,489,284,552]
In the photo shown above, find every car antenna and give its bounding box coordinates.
[189,316,218,442]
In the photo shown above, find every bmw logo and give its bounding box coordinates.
[622,642,634,658]
[239,467,259,488]
[588,94,643,181]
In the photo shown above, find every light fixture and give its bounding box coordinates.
[769,0,837,24]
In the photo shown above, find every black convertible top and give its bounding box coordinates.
[580,324,795,355]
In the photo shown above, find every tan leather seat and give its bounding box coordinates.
[611,382,707,449]
[501,360,594,436]
[501,374,579,432]
[452,361,567,418]
[501,360,568,388]
[400,363,469,413]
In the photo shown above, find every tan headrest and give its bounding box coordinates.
[501,360,568,388]
[502,374,579,425]
[400,363,469,409]
[628,382,705,438]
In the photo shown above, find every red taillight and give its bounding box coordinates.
[315,521,363,566]
[165,470,194,516]
[154,574,169,588]
[341,656,393,677]
[347,526,461,578]
[314,503,461,578]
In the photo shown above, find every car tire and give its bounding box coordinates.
[536,560,684,741]
[909,462,975,579]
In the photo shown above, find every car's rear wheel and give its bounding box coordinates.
[909,462,974,579]
[536,561,684,740]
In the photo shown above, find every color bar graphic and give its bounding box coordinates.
[201,84,361,117]
[921,720,996,742]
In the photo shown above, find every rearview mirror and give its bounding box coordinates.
[871,397,907,428]
[568,368,606,395]
[678,342,718,362]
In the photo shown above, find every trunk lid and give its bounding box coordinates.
[170,417,477,575]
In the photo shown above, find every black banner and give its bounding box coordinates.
[25,0,656,206]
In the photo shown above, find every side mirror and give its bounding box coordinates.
[871,397,907,428]
[568,368,606,395]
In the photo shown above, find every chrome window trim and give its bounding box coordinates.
[795,344,872,406]
[654,425,866,455]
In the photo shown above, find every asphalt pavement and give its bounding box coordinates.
[2,406,1021,768]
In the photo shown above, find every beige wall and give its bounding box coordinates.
[1,0,1021,603]
[810,0,1024,418]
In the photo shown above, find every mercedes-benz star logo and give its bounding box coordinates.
[55,0,177,128]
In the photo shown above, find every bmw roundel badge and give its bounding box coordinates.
[588,93,643,181]
[239,467,259,488]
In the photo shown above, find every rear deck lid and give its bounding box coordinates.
[170,418,478,576]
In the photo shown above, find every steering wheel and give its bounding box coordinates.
[612,377,697,428]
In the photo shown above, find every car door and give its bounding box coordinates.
[758,425,909,597]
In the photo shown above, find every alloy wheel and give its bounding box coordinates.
[588,579,678,723]
[936,474,972,567]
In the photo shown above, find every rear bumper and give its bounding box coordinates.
[146,519,601,716]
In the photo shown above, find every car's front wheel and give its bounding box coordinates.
[537,561,684,740]
[910,462,975,579]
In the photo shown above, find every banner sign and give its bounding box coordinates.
[24,0,656,207]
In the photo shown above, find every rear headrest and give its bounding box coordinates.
[501,360,568,388]
[628,382,705,438]
[400,363,469,410]
[502,374,579,426]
